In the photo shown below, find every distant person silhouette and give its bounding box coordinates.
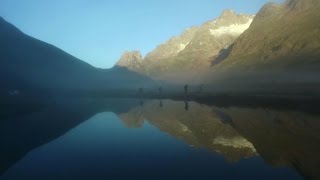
[199,84,203,94]
[184,84,189,97]
[158,86,163,97]
[139,87,144,98]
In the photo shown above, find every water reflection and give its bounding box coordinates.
[120,100,258,162]
[119,100,320,179]
[0,98,139,175]
[1,98,319,179]
[223,107,320,180]
[184,99,189,111]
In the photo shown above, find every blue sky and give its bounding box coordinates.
[0,0,283,68]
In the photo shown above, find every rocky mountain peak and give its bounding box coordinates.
[215,0,320,73]
[219,9,237,19]
[116,50,143,67]
[144,26,199,61]
[116,9,254,80]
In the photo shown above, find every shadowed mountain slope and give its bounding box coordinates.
[0,17,154,97]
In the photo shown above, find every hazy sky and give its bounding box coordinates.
[0,0,283,68]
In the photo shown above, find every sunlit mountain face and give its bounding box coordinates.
[116,0,320,92]
[1,0,320,179]
[115,10,255,83]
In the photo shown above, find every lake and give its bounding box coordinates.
[1,98,319,180]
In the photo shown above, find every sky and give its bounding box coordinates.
[0,0,284,68]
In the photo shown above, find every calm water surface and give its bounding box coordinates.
[1,98,319,179]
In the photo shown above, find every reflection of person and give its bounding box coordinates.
[159,100,163,108]
[184,100,189,111]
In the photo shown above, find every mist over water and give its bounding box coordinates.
[1,0,320,179]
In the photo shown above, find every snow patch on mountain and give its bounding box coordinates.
[210,19,253,37]
[213,136,257,151]
[178,43,189,53]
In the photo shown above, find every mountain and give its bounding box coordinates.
[0,17,153,97]
[116,10,254,82]
[116,50,143,69]
[171,10,253,71]
[213,0,320,72]
[146,27,199,63]
[196,0,320,95]
[115,0,320,92]
[115,26,199,77]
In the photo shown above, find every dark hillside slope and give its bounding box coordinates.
[0,17,154,96]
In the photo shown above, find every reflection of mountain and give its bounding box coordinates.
[0,98,139,175]
[219,107,320,180]
[119,100,257,162]
[119,99,320,179]
[2,99,319,179]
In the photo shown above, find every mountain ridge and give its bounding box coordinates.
[116,10,254,83]
[212,0,320,72]
[0,16,154,97]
